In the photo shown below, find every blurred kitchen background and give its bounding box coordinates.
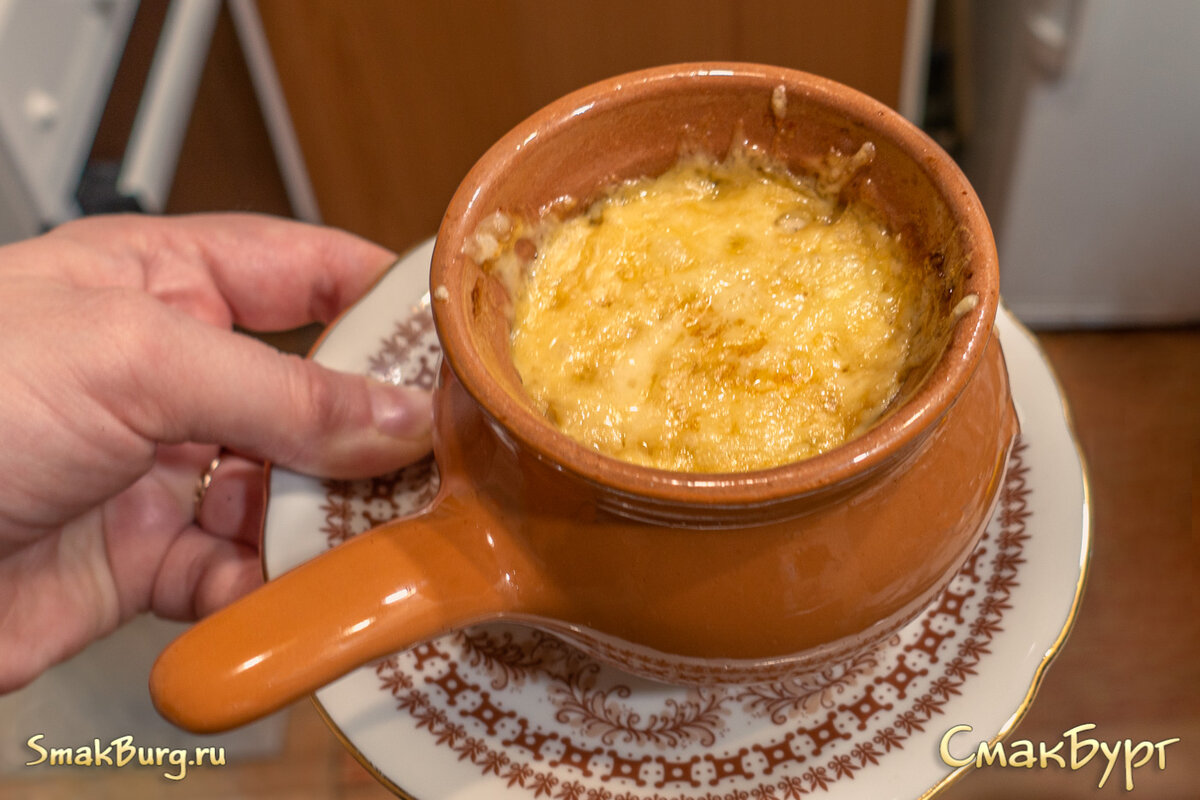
[1,1,1195,798]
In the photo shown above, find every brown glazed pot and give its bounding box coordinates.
[151,63,1017,734]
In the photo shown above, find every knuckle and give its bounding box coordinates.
[78,289,182,438]
[285,357,356,436]
[94,288,171,357]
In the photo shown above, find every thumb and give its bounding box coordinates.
[118,305,433,478]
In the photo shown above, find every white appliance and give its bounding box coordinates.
[960,0,1200,327]
[0,0,315,246]
[0,0,136,243]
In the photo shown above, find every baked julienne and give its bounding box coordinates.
[468,145,940,473]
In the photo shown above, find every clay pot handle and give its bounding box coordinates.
[150,496,505,733]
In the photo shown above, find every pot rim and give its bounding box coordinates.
[431,61,999,505]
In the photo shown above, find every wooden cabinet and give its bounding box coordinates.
[255,1,913,255]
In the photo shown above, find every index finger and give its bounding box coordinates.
[54,213,399,331]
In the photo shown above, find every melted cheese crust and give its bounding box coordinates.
[506,152,923,472]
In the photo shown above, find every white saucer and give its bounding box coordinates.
[263,238,1091,800]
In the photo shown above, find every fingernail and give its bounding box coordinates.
[368,381,434,439]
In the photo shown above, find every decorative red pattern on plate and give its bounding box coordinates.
[316,302,1034,798]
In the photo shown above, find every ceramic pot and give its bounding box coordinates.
[151,63,1017,734]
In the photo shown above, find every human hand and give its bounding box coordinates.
[0,213,433,691]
